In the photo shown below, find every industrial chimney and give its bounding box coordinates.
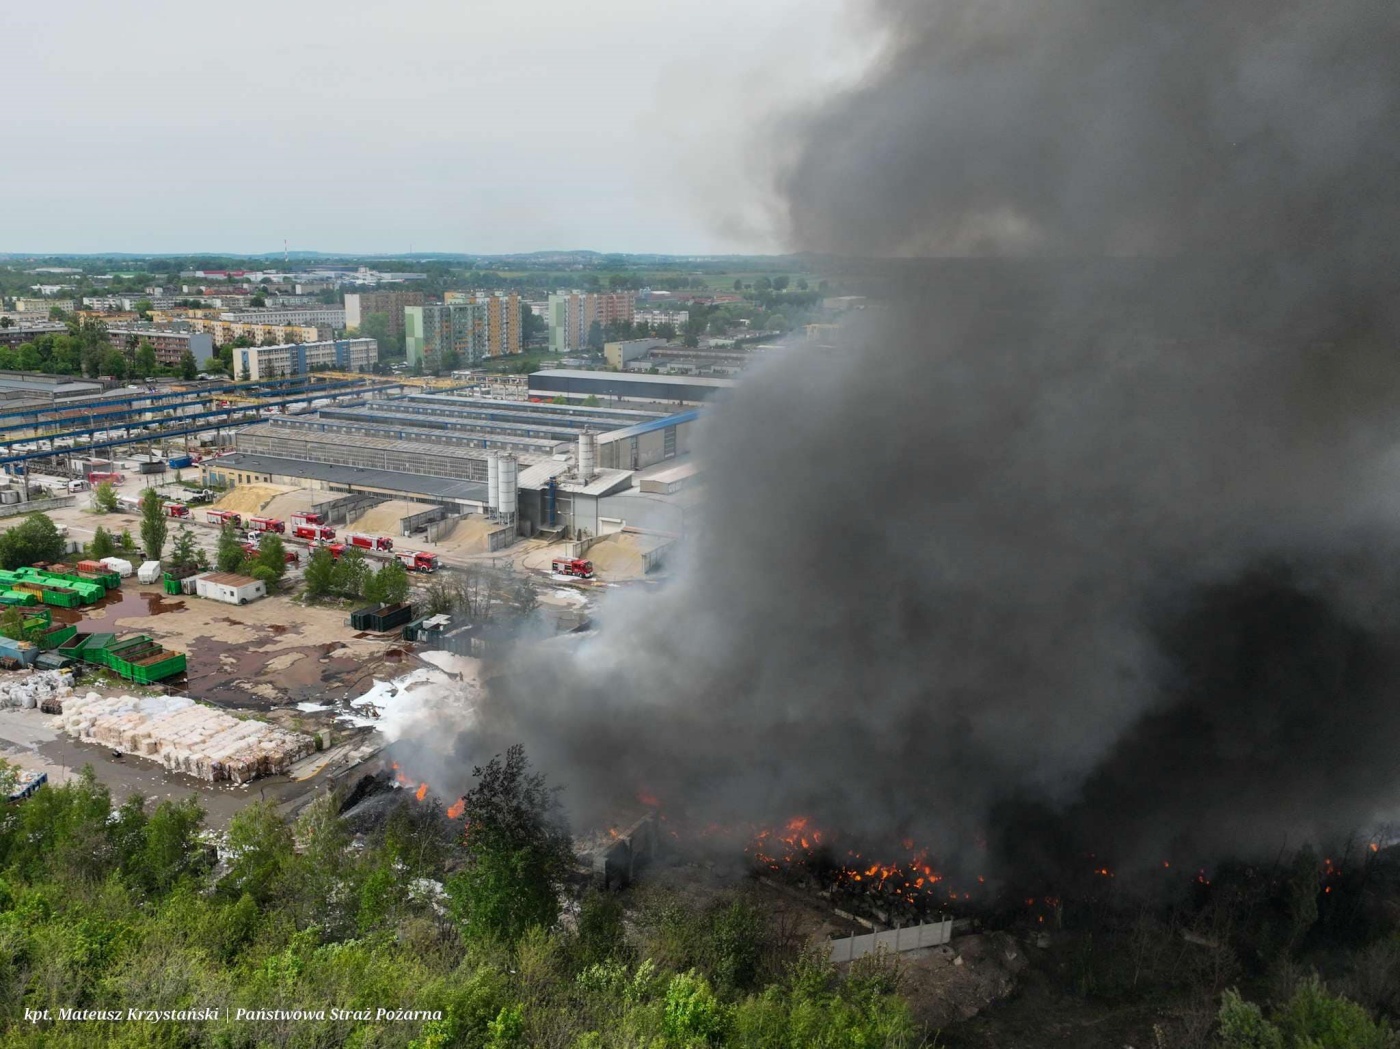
[486,451,500,518]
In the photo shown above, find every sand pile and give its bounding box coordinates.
[432,515,508,554]
[56,691,316,783]
[260,488,325,521]
[583,534,647,579]
[212,484,295,516]
[350,500,436,536]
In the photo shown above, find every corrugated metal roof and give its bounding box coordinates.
[533,369,735,388]
[600,409,700,441]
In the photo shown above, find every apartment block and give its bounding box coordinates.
[234,338,378,381]
[344,290,425,340]
[547,291,636,352]
[405,295,520,370]
[179,317,324,346]
[105,328,214,367]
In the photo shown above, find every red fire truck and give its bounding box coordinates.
[292,511,327,526]
[162,502,190,518]
[87,471,125,486]
[242,542,299,565]
[206,509,242,528]
[396,550,439,573]
[248,517,285,534]
[552,558,595,579]
[347,533,393,552]
[292,523,335,541]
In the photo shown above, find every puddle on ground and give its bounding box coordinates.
[76,588,187,624]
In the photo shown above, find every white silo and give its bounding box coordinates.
[499,455,518,524]
[578,431,597,482]
[486,452,500,518]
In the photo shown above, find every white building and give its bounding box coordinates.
[220,306,346,328]
[234,337,378,381]
[195,572,266,605]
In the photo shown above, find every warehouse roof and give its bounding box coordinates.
[212,453,489,504]
[600,409,700,441]
[532,369,735,389]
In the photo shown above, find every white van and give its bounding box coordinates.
[67,479,90,493]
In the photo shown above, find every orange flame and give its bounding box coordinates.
[415,783,429,802]
[447,798,465,820]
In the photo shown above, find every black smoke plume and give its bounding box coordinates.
[414,0,1400,884]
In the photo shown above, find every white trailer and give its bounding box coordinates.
[193,572,266,605]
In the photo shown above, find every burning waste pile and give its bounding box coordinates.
[399,0,1400,905]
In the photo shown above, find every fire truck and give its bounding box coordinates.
[292,511,327,526]
[248,517,285,534]
[162,502,190,519]
[206,509,242,528]
[87,471,126,486]
[552,558,595,579]
[347,533,393,552]
[242,542,299,565]
[292,522,335,541]
[396,550,439,573]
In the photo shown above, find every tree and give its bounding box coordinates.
[331,548,370,599]
[364,559,410,606]
[178,350,198,380]
[216,523,245,573]
[139,487,168,562]
[0,512,66,569]
[360,312,399,357]
[587,320,604,352]
[255,533,288,586]
[89,525,117,559]
[733,278,743,291]
[169,524,200,571]
[100,347,127,379]
[796,278,809,291]
[249,295,267,308]
[0,317,12,329]
[773,275,790,291]
[303,546,336,597]
[445,745,573,944]
[134,341,158,378]
[93,480,118,513]
[220,802,294,904]
[754,276,772,292]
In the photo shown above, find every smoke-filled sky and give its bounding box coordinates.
[0,0,868,255]
[415,0,1400,882]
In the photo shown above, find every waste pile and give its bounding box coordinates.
[0,670,75,710]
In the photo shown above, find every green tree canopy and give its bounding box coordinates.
[93,480,118,513]
[139,487,168,562]
[0,512,65,569]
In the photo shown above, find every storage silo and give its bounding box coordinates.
[499,455,518,525]
[486,452,500,518]
[578,431,597,482]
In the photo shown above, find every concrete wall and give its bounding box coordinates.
[826,919,954,963]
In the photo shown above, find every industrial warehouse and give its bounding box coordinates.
[204,392,701,538]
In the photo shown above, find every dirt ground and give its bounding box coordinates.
[90,583,403,714]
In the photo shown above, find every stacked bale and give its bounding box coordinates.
[56,693,316,783]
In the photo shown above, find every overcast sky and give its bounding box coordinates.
[2,0,871,256]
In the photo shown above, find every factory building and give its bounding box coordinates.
[529,369,733,405]
[209,393,697,525]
